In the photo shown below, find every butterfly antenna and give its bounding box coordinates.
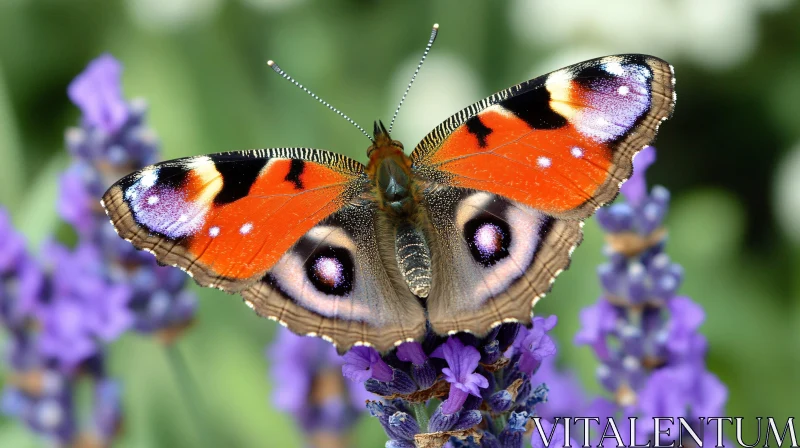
[388,23,439,134]
[267,60,374,143]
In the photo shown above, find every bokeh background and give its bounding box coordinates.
[1,0,799,446]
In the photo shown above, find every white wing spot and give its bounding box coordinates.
[240,222,253,235]
[537,156,552,168]
[571,147,584,158]
[618,85,630,96]
[178,214,188,223]
[603,62,625,76]
[140,170,158,188]
[147,195,159,205]
[209,226,220,237]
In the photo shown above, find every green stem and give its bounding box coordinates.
[412,402,430,432]
[165,344,216,448]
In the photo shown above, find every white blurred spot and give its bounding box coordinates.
[618,85,630,96]
[571,147,584,158]
[774,142,800,244]
[126,0,221,31]
[147,195,159,205]
[622,355,641,371]
[388,53,481,148]
[36,400,63,429]
[510,0,791,70]
[209,226,220,237]
[240,222,253,234]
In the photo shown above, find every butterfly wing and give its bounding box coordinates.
[412,54,674,218]
[103,149,425,351]
[422,188,582,335]
[411,54,675,334]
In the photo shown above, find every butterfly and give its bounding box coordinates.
[102,30,675,353]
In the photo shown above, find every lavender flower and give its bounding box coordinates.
[67,54,129,134]
[36,241,133,371]
[511,315,557,375]
[576,146,728,443]
[431,337,488,414]
[0,210,43,332]
[343,318,558,448]
[343,346,395,383]
[62,53,196,338]
[269,328,369,445]
[397,342,437,389]
[1,53,197,447]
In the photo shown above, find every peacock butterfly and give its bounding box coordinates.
[102,24,676,353]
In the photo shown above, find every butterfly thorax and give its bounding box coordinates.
[366,121,420,219]
[366,121,432,298]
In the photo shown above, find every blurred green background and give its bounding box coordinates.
[1,0,799,446]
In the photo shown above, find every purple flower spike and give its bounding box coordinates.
[68,54,129,134]
[342,346,394,383]
[0,210,26,271]
[665,296,705,356]
[514,316,558,375]
[620,146,656,206]
[575,300,618,360]
[431,337,488,414]
[57,165,95,235]
[396,341,427,365]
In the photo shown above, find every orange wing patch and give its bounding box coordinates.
[429,105,612,214]
[187,160,355,281]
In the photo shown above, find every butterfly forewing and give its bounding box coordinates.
[412,54,675,219]
[103,148,365,289]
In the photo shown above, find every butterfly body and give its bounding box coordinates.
[103,54,675,353]
[366,121,435,298]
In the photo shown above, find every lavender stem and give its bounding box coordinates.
[412,402,429,432]
[165,345,216,448]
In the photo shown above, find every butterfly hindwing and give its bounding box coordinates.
[412,54,675,219]
[243,203,426,352]
[422,189,582,335]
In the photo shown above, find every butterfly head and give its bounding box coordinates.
[369,120,404,153]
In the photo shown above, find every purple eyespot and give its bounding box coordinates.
[474,223,504,257]
[312,257,345,289]
[464,216,512,267]
[305,246,354,296]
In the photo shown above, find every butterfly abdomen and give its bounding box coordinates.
[395,222,432,298]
